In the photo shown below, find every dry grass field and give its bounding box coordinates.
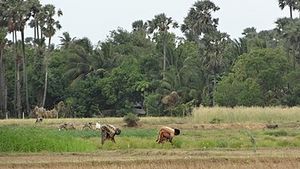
[1,106,300,169]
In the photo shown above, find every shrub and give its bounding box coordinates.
[123,113,140,127]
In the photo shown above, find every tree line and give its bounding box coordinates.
[0,0,299,118]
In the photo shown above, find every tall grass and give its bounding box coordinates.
[192,106,300,123]
[0,126,97,152]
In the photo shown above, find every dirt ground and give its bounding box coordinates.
[1,149,300,169]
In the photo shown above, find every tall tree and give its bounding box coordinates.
[0,1,8,118]
[278,0,298,19]
[18,0,38,116]
[64,38,105,85]
[28,0,42,45]
[276,18,300,70]
[132,20,148,33]
[201,31,230,106]
[181,0,219,42]
[5,0,23,118]
[148,13,178,79]
[182,0,222,106]
[0,28,7,118]
[40,4,62,107]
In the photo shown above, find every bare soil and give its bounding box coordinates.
[1,149,300,169]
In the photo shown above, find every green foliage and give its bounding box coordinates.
[144,93,163,116]
[215,48,289,107]
[98,61,146,110]
[123,113,140,127]
[216,77,264,107]
[1,0,300,118]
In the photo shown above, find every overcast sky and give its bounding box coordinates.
[35,0,291,45]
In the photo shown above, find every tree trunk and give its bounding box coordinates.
[36,23,40,40]
[14,31,22,118]
[212,74,216,106]
[0,43,4,118]
[5,83,8,119]
[42,37,51,107]
[163,32,166,79]
[290,6,293,19]
[13,31,22,118]
[21,29,30,117]
[16,55,22,118]
[42,68,48,107]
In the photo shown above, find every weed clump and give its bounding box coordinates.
[123,113,140,127]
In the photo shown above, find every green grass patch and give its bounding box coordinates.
[264,130,288,137]
[0,126,97,153]
[2,125,300,153]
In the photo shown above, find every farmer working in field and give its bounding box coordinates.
[156,126,180,144]
[100,124,121,145]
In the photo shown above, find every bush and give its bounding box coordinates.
[123,113,140,127]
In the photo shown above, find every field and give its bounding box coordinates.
[1,106,300,169]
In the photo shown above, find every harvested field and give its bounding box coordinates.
[1,149,300,169]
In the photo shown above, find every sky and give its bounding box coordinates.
[33,0,292,46]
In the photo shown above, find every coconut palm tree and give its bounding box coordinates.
[59,32,75,49]
[64,38,106,85]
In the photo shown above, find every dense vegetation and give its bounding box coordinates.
[0,0,299,118]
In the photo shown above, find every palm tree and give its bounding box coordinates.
[64,38,105,85]
[181,0,219,42]
[18,0,38,116]
[181,0,223,106]
[147,13,178,79]
[276,18,300,69]
[40,4,62,107]
[3,0,38,117]
[278,0,298,19]
[132,20,148,32]
[0,28,7,118]
[0,1,8,118]
[5,0,23,118]
[27,0,42,45]
[132,20,149,41]
[59,32,75,49]
[201,31,229,106]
